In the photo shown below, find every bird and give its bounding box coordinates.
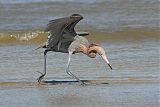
[37,14,112,85]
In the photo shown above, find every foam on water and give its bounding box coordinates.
[0,28,159,44]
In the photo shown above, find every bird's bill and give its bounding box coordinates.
[101,54,113,70]
[108,63,113,70]
[89,45,112,69]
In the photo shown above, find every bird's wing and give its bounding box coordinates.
[45,16,83,49]
[45,17,68,32]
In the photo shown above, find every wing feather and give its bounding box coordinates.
[45,15,83,51]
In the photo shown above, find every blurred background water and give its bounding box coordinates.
[0,0,159,31]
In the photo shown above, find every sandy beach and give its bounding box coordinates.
[0,79,159,107]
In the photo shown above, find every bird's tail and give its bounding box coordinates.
[35,42,47,50]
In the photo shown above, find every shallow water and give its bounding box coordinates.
[0,37,158,82]
[0,0,159,107]
[0,34,159,107]
[0,83,159,107]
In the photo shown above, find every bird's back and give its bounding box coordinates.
[74,36,90,46]
[68,35,89,52]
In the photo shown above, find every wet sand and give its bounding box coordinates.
[0,79,159,107]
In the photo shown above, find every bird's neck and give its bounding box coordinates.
[76,44,97,58]
[76,44,88,54]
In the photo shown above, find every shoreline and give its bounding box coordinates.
[0,76,159,90]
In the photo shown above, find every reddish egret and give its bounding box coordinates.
[37,14,112,85]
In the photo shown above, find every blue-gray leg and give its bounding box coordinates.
[37,50,48,83]
[66,51,86,85]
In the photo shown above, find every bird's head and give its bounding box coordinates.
[70,14,83,19]
[88,50,97,58]
[88,43,112,69]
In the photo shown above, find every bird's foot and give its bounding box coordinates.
[79,81,87,86]
[37,74,45,84]
[36,71,45,84]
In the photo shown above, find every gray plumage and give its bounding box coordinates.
[44,14,88,53]
[37,14,112,85]
[37,14,90,84]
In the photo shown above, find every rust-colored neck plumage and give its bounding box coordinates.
[75,43,100,58]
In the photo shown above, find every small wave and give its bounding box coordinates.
[0,30,48,44]
[0,28,158,44]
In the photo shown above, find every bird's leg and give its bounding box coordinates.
[37,50,48,83]
[66,51,86,85]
